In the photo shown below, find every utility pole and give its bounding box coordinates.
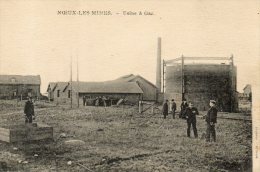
[77,53,79,108]
[230,54,234,112]
[70,55,73,109]
[181,55,184,100]
[162,60,165,93]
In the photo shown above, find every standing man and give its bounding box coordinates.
[162,99,169,119]
[184,102,198,138]
[171,99,177,119]
[205,100,218,142]
[24,97,35,123]
[180,99,188,119]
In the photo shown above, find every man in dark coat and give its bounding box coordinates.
[205,100,218,142]
[171,99,177,119]
[180,99,188,119]
[162,99,169,119]
[24,97,35,123]
[184,102,198,138]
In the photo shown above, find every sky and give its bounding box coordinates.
[0,0,259,93]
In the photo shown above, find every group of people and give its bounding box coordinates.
[23,96,218,142]
[162,99,218,142]
[82,96,109,107]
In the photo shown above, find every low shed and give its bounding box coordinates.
[48,81,143,105]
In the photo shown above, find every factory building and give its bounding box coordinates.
[162,56,238,112]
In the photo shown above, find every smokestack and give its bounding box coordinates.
[156,37,162,93]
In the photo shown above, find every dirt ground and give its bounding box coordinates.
[0,101,252,172]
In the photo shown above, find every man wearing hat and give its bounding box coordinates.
[171,99,177,119]
[205,100,218,142]
[184,102,198,138]
[24,97,35,123]
[162,99,169,119]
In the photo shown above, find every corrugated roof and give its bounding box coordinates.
[114,74,157,88]
[0,75,41,85]
[115,74,136,82]
[66,81,143,94]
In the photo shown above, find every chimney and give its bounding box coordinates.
[156,37,162,93]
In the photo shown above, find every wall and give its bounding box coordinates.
[0,84,41,99]
[48,91,54,101]
[133,77,157,101]
[165,64,237,112]
[52,88,74,104]
[165,64,183,110]
[52,89,141,105]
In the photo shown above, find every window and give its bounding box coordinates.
[68,90,71,98]
[57,90,60,97]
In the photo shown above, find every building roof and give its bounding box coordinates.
[0,75,41,85]
[115,74,136,82]
[114,74,157,88]
[48,81,143,94]
[75,82,143,94]
[47,82,57,92]
[55,82,69,92]
[65,81,143,94]
[243,84,251,91]
[48,74,157,94]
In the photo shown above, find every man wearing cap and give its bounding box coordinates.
[162,99,169,119]
[184,102,198,138]
[180,99,188,119]
[24,97,35,123]
[205,100,218,142]
[171,99,177,119]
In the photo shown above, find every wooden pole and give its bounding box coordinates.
[162,60,165,93]
[230,54,234,112]
[139,100,143,114]
[181,55,184,100]
[70,55,73,109]
[77,54,79,108]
